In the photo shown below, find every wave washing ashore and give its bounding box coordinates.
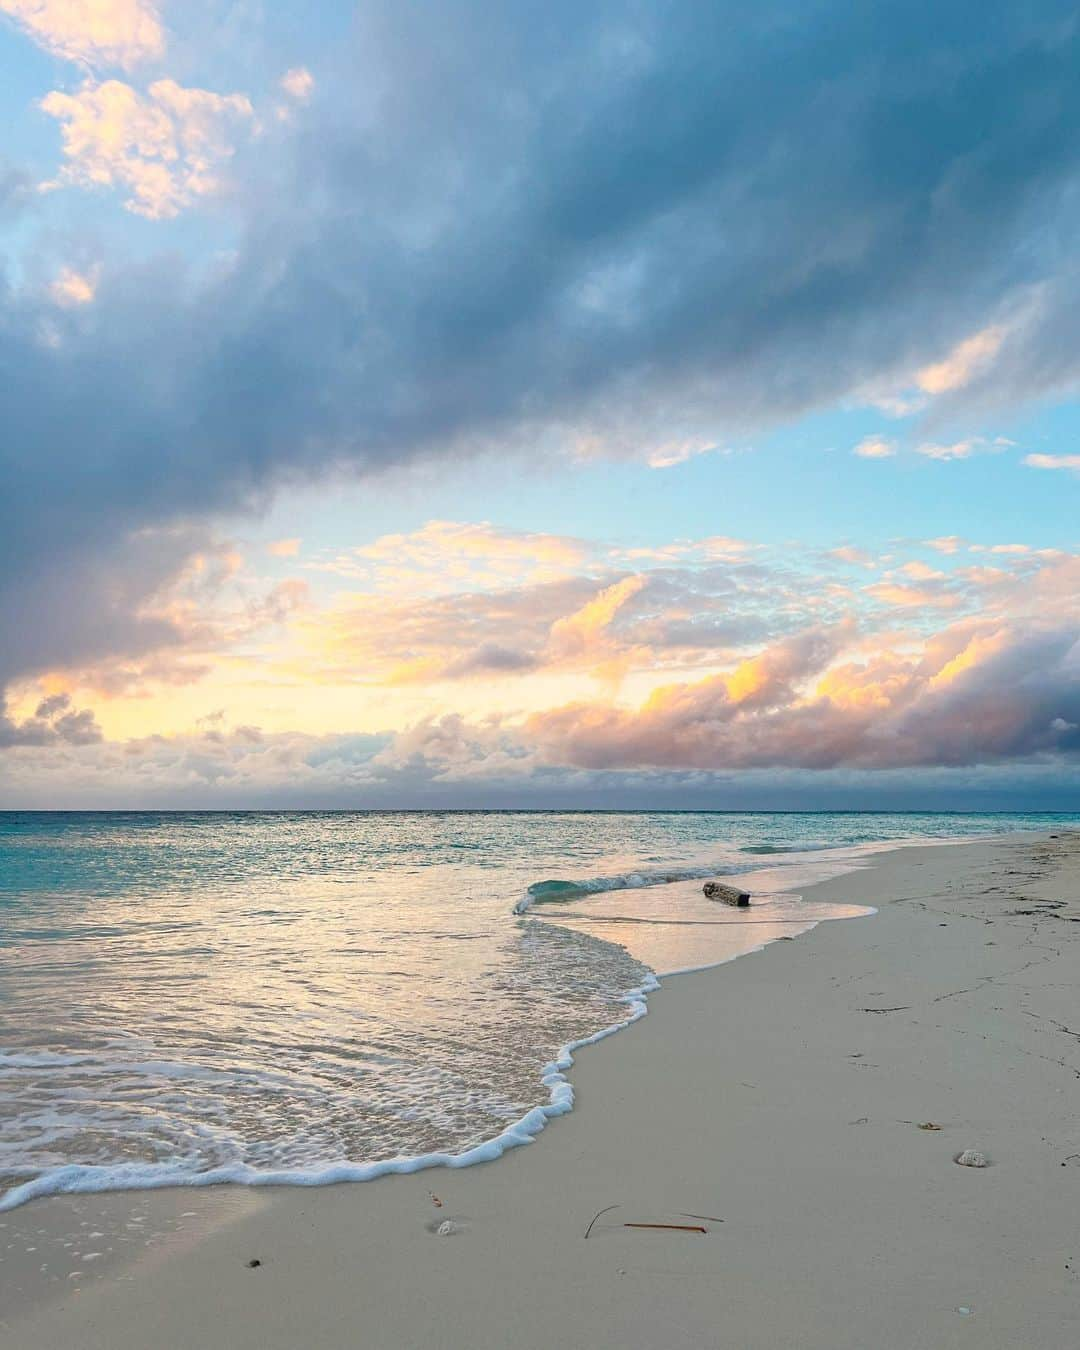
[0,811,1074,1212]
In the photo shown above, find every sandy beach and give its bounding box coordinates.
[4,829,1080,1349]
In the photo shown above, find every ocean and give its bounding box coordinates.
[0,810,1073,1211]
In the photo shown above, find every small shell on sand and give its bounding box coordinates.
[955,1149,989,1168]
[436,1220,463,1236]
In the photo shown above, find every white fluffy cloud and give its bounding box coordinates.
[1025,453,1080,473]
[40,77,254,218]
[0,0,164,68]
[280,66,314,101]
[915,325,1006,395]
[49,264,98,306]
[852,436,896,459]
[915,437,1012,462]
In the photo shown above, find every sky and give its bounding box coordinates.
[2,0,1080,809]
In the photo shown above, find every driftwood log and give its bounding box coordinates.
[703,881,750,906]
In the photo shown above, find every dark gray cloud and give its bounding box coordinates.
[0,693,102,747]
[5,0,1080,687]
[442,643,541,678]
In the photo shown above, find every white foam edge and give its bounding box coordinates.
[0,973,659,1212]
[0,901,879,1214]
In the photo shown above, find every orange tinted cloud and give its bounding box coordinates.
[529,617,1080,771]
[867,582,959,609]
[548,575,645,657]
[308,520,591,594]
[41,78,254,219]
[17,520,1079,783]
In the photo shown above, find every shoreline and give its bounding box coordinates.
[0,827,918,1218]
[5,829,1080,1348]
[0,832,902,1216]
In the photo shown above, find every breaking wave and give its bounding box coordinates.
[513,863,752,913]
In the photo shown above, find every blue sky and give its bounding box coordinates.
[242,407,1080,563]
[2,0,1080,807]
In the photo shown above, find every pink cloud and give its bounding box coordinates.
[526,619,1080,771]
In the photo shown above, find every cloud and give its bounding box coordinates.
[644,437,718,469]
[309,520,590,594]
[914,437,1011,462]
[828,546,876,568]
[0,0,164,69]
[916,325,1006,394]
[56,525,1071,717]
[291,573,588,687]
[852,437,896,459]
[866,582,959,609]
[0,520,308,708]
[526,620,1080,772]
[40,78,254,218]
[280,67,314,101]
[1025,453,1080,473]
[49,264,98,307]
[5,717,1080,808]
[357,520,586,571]
[723,627,845,708]
[898,560,945,581]
[267,536,302,557]
[275,535,825,692]
[548,575,646,659]
[441,643,540,678]
[294,569,649,689]
[0,692,102,747]
[617,536,751,565]
[4,549,1080,802]
[0,164,34,220]
[7,0,1080,705]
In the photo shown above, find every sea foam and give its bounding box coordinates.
[0,971,660,1212]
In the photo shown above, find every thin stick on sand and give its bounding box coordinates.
[623,1222,707,1234]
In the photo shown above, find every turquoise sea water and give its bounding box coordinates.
[0,810,1074,1209]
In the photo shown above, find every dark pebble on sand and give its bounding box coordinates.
[248,1259,262,1268]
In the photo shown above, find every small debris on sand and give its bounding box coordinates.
[623,1222,707,1234]
[436,1220,462,1236]
[955,1149,989,1168]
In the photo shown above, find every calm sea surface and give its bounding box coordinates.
[0,810,1073,1209]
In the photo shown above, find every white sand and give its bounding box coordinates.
[4,830,1080,1349]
